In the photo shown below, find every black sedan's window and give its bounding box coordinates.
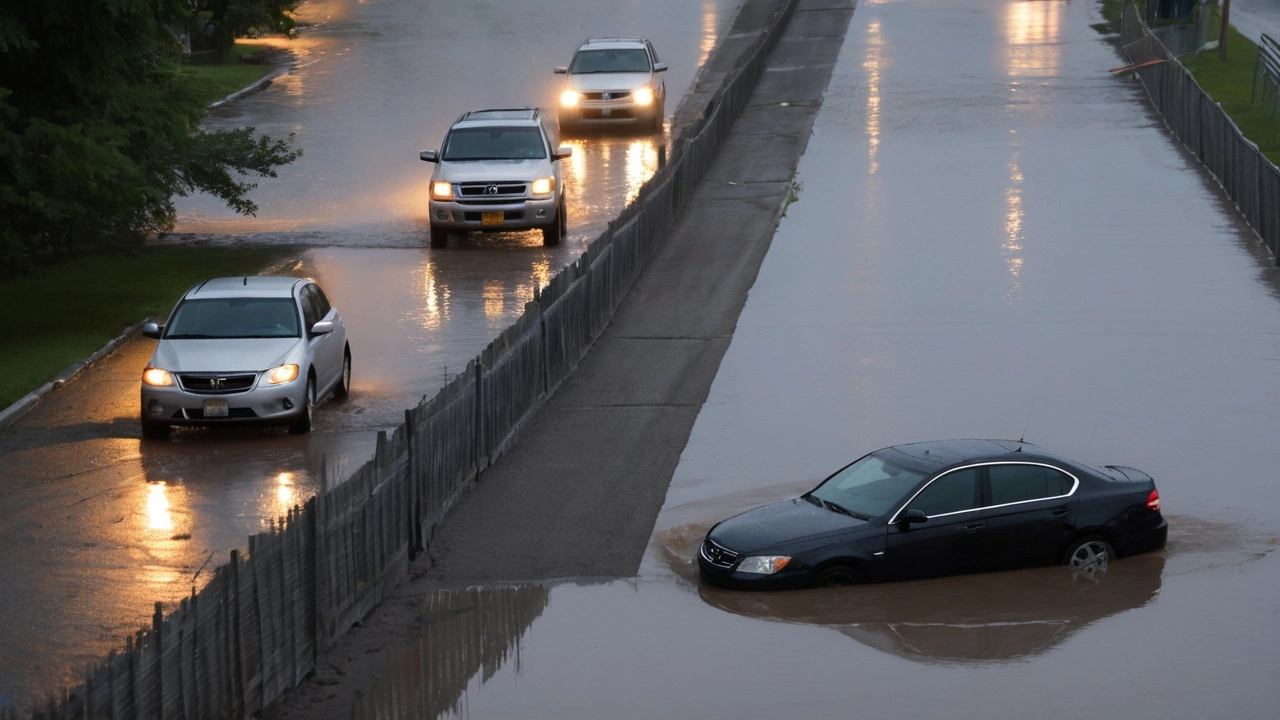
[810,455,929,518]
[988,464,1071,506]
[907,468,980,517]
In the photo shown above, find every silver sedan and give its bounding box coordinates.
[139,276,350,439]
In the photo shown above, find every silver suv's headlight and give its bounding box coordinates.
[634,87,655,106]
[142,368,174,387]
[531,177,555,196]
[736,556,791,574]
[560,90,581,107]
[431,181,453,200]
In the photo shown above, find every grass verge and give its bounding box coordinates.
[178,42,281,106]
[0,244,293,410]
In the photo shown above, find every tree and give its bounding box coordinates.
[189,0,298,59]
[0,0,301,277]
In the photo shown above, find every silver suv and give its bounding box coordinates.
[555,37,668,134]
[419,108,572,247]
[139,276,350,439]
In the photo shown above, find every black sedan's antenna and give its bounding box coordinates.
[1018,398,1036,448]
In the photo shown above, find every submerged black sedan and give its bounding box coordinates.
[698,440,1167,590]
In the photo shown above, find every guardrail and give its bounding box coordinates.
[1121,0,1280,264]
[7,1,799,718]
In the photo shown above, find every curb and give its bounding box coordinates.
[0,321,148,437]
[209,63,292,108]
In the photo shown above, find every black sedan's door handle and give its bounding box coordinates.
[962,522,985,534]
[1052,508,1070,517]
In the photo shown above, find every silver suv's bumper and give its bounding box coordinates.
[428,196,559,231]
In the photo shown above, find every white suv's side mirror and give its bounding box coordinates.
[420,150,438,162]
[555,145,573,159]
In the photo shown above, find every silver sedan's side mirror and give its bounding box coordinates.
[653,62,668,72]
[141,322,163,339]
[553,66,568,74]
[420,149,438,162]
[310,320,335,335]
[555,145,573,160]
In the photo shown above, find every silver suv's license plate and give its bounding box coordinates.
[203,400,230,418]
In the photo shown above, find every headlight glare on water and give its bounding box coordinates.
[142,368,174,387]
[266,364,299,385]
[736,556,791,574]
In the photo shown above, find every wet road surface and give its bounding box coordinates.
[0,0,740,708]
[337,0,1280,717]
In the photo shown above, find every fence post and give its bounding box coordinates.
[152,602,164,720]
[474,361,485,473]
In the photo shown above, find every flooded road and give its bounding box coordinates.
[343,0,1280,716]
[0,0,740,708]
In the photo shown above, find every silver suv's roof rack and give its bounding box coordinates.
[583,36,647,45]
[456,107,541,123]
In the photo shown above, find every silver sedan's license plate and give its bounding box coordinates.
[203,399,229,418]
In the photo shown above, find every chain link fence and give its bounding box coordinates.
[9,0,800,717]
[1122,0,1280,263]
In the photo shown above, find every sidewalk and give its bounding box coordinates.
[1229,0,1280,43]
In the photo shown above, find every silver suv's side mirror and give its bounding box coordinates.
[419,150,438,163]
[653,62,668,72]
[553,66,568,74]
[141,322,163,339]
[555,145,573,160]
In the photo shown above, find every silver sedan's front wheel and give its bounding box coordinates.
[1063,536,1113,579]
[289,377,315,435]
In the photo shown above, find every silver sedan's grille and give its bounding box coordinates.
[701,539,739,569]
[177,373,256,394]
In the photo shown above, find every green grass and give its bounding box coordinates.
[177,43,279,106]
[1182,22,1280,164]
[0,245,293,409]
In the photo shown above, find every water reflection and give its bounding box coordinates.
[1004,136,1025,303]
[697,555,1166,664]
[862,18,883,175]
[350,585,551,720]
[1004,0,1064,78]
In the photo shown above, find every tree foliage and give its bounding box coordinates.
[189,0,298,58]
[0,0,301,277]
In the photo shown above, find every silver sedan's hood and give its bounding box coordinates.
[568,72,651,92]
[437,159,551,184]
[150,338,302,373]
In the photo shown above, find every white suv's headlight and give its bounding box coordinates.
[266,364,299,385]
[431,181,453,200]
[531,177,555,196]
[142,368,174,387]
[560,90,581,107]
[634,87,655,106]
[736,556,791,574]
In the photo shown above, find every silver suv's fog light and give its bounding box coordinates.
[536,208,547,218]
[436,211,448,221]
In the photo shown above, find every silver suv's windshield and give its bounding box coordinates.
[165,298,301,339]
[808,454,930,519]
[569,49,651,74]
[441,127,547,161]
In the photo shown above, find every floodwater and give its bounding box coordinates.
[0,0,739,709]
[349,0,1280,717]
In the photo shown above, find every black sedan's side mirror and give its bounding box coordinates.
[901,509,928,524]
[141,322,163,339]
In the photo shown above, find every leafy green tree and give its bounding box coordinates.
[0,0,300,277]
[189,0,298,59]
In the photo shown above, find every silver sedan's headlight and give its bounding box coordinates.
[736,556,791,574]
[266,364,300,385]
[142,368,174,387]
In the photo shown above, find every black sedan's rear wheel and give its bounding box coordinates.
[1063,536,1113,579]
[814,565,861,588]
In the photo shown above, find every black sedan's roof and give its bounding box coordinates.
[873,439,1053,475]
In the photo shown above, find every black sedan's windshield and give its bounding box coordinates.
[442,127,547,161]
[569,49,651,74]
[165,298,301,339]
[808,454,930,519]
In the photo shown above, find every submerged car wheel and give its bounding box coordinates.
[333,346,351,401]
[289,377,316,435]
[1063,536,1113,578]
[429,224,448,248]
[140,416,170,441]
[814,565,860,588]
[542,201,565,246]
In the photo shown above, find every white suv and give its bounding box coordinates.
[419,108,572,247]
[555,37,668,134]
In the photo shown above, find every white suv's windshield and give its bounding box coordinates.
[808,454,930,519]
[442,127,547,161]
[165,298,301,339]
[569,49,651,74]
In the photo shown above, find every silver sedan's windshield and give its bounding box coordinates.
[808,454,929,519]
[165,298,301,339]
[569,49,651,74]
[442,127,547,161]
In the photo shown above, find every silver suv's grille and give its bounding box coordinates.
[456,182,528,203]
[701,539,739,569]
[584,91,632,101]
[177,373,256,394]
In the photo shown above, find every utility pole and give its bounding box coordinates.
[1219,0,1232,61]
